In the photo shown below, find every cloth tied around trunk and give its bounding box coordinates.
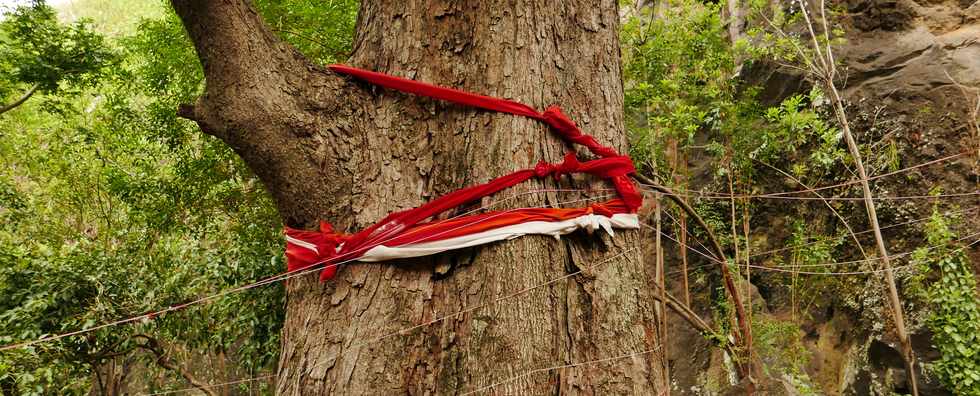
[284,65,644,281]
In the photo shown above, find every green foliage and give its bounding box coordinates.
[621,0,844,184]
[620,4,892,390]
[254,0,359,65]
[740,0,847,71]
[622,0,736,174]
[909,207,980,394]
[782,219,843,313]
[0,64,283,393]
[752,316,810,376]
[763,88,844,175]
[0,1,116,109]
[58,0,164,37]
[0,0,358,393]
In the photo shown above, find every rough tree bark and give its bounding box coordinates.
[171,0,662,394]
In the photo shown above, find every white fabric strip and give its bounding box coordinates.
[285,235,319,254]
[357,213,639,262]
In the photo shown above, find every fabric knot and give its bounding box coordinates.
[582,205,616,235]
[539,106,580,139]
[589,203,615,218]
[540,106,620,159]
[533,161,556,178]
[317,221,351,253]
[284,221,351,278]
[534,152,581,179]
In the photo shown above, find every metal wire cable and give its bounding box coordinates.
[0,188,614,352]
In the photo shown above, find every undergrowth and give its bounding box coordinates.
[909,204,980,394]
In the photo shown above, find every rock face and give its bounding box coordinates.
[833,2,979,394]
[838,0,979,276]
[840,0,979,184]
[824,3,977,395]
[658,1,979,395]
[842,0,980,109]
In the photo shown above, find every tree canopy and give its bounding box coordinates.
[0,1,115,115]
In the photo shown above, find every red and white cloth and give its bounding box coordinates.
[284,65,643,281]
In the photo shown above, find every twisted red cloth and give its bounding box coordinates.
[285,65,643,280]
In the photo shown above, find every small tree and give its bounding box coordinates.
[0,0,115,115]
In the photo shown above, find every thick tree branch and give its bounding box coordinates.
[175,103,222,138]
[169,0,306,141]
[175,103,197,121]
[170,0,299,88]
[169,0,366,226]
[0,84,39,116]
[647,283,739,361]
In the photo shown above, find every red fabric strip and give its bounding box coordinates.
[329,65,624,160]
[284,199,633,279]
[329,65,542,119]
[537,107,620,159]
[286,65,645,280]
[286,154,635,278]
[378,200,632,247]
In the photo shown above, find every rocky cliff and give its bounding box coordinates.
[653,1,979,394]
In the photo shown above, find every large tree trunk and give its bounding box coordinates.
[171,0,662,394]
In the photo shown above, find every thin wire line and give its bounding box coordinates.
[771,229,980,269]
[748,231,980,275]
[659,205,716,261]
[649,201,978,269]
[657,224,980,276]
[284,248,638,389]
[0,188,613,352]
[142,201,980,394]
[640,222,718,266]
[645,203,980,271]
[14,151,971,349]
[144,248,639,395]
[143,374,276,396]
[638,185,980,201]
[747,206,980,259]
[459,345,664,395]
[641,151,970,199]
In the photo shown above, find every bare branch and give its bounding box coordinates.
[134,334,218,396]
[0,84,40,116]
[796,1,918,389]
[633,174,751,378]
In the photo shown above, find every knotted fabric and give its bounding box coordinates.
[285,65,643,281]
